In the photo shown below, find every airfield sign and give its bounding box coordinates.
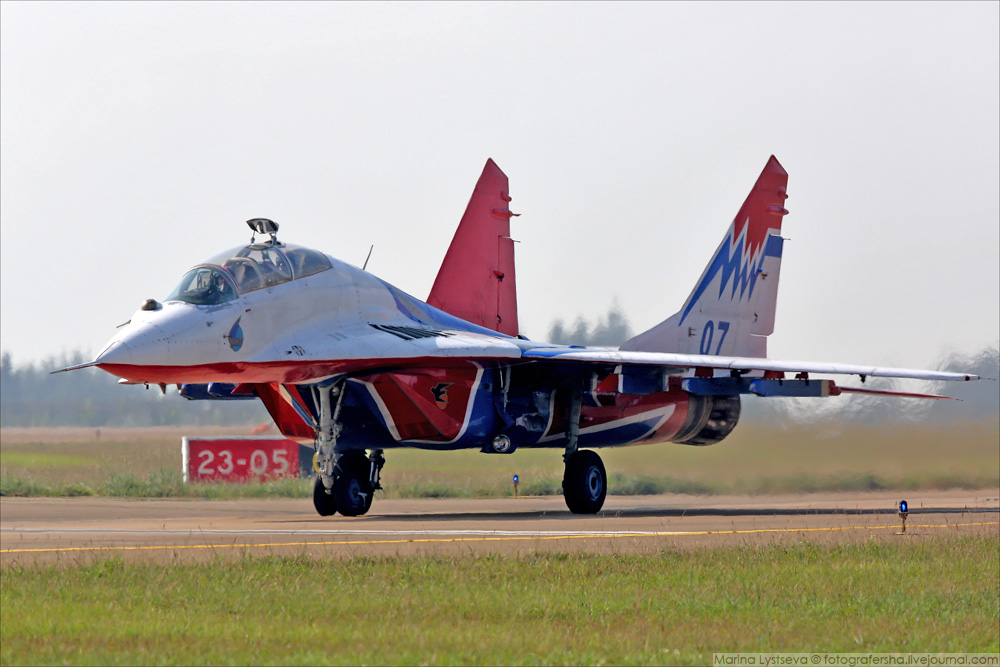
[182,436,306,483]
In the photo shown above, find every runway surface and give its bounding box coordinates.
[2,489,997,565]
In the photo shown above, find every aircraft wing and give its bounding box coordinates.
[521,347,981,382]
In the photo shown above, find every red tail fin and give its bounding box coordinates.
[427,159,520,336]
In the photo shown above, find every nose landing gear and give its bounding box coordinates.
[332,450,377,517]
[310,381,385,517]
[312,475,338,517]
[311,449,385,517]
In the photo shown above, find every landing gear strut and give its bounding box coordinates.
[310,381,385,517]
[313,382,344,493]
[560,381,607,514]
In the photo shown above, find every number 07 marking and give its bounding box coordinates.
[714,321,730,354]
[700,320,731,355]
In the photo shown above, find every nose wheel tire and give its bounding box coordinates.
[563,450,607,514]
[332,451,375,517]
[312,475,337,516]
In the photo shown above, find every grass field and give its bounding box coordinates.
[2,426,997,664]
[1,420,997,499]
[1,535,996,665]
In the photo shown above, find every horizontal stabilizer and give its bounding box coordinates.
[835,386,955,400]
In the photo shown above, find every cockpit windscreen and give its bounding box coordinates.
[165,267,238,306]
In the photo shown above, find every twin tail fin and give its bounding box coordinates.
[427,159,520,336]
[621,156,789,358]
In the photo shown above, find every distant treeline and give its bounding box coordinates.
[546,306,632,347]
[0,351,269,428]
[1,312,997,427]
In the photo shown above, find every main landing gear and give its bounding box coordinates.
[563,449,607,514]
[560,383,607,514]
[310,382,384,517]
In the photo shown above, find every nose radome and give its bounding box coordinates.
[94,339,131,366]
[96,321,169,366]
[95,302,237,370]
[97,318,178,367]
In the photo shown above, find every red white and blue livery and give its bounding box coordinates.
[56,157,983,516]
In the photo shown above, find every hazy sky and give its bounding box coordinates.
[2,2,998,371]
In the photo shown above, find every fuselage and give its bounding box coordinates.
[93,240,735,452]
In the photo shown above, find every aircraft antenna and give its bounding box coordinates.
[362,245,374,271]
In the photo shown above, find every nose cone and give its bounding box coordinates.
[95,301,239,383]
[97,314,178,368]
[94,339,131,366]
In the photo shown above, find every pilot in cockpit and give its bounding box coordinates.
[210,272,234,300]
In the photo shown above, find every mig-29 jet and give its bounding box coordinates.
[55,157,982,517]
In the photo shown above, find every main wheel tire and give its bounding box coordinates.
[563,450,607,514]
[312,475,337,517]
[333,451,374,517]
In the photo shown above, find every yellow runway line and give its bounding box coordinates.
[1,521,996,555]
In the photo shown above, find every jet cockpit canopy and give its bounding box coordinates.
[165,235,332,306]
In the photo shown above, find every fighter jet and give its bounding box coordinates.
[55,157,982,517]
